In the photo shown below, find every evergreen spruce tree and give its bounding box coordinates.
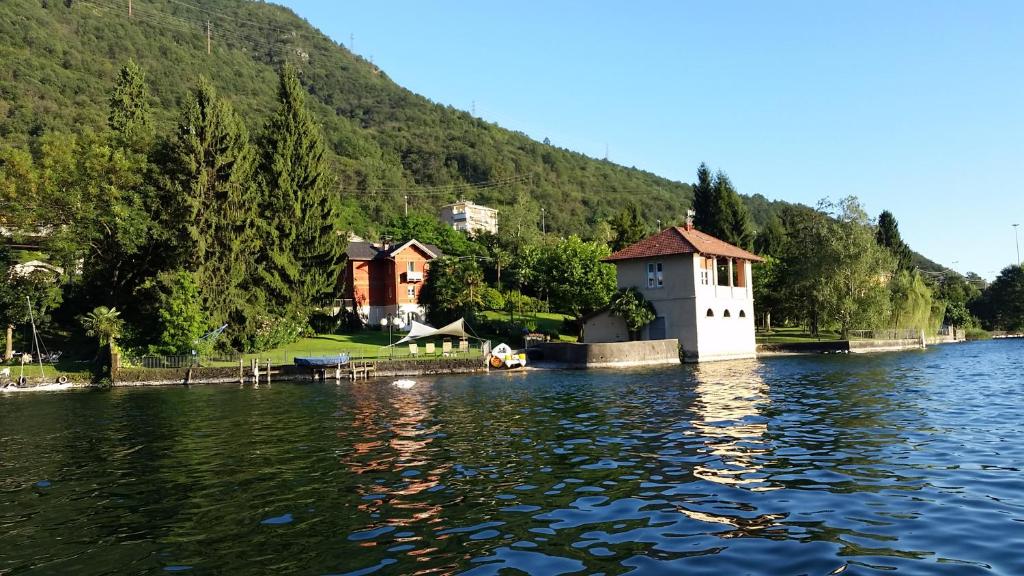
[876,210,913,271]
[168,77,258,331]
[610,202,647,251]
[108,60,151,146]
[711,171,754,249]
[691,162,715,232]
[260,65,345,318]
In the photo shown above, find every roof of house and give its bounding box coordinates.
[604,226,764,263]
[345,240,443,261]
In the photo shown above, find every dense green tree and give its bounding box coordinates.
[260,65,346,317]
[971,265,1024,331]
[711,172,754,249]
[418,257,486,326]
[140,270,208,355]
[876,210,913,272]
[691,162,715,233]
[608,287,656,340]
[166,77,259,335]
[609,203,648,251]
[108,59,152,146]
[755,214,786,257]
[538,235,616,324]
[766,198,893,338]
[691,165,754,249]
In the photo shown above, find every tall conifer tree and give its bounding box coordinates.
[876,210,912,271]
[260,65,345,317]
[168,77,258,329]
[108,60,151,146]
[691,162,715,232]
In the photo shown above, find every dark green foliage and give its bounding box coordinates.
[691,165,753,249]
[609,203,648,251]
[608,287,656,340]
[971,265,1024,331]
[141,270,207,355]
[691,163,715,233]
[260,65,345,317]
[538,236,616,321]
[755,214,787,257]
[419,258,485,326]
[108,59,152,146]
[876,210,913,272]
[167,78,259,335]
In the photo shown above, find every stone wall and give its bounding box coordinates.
[530,339,680,369]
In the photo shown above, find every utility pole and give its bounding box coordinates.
[1014,224,1020,267]
[128,0,132,17]
[350,33,354,51]
[541,207,545,234]
[404,195,408,217]
[207,21,211,55]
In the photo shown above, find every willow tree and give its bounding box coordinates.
[167,77,258,331]
[260,65,345,318]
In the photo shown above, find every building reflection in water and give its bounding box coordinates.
[338,381,450,560]
[690,359,775,491]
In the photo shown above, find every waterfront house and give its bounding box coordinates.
[439,200,498,235]
[584,224,763,362]
[342,239,441,325]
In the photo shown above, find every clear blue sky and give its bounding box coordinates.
[280,0,1023,278]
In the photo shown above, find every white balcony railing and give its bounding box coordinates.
[404,271,423,282]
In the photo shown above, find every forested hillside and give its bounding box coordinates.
[1,0,727,236]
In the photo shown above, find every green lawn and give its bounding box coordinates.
[478,310,578,342]
[1,361,90,381]
[756,327,843,344]
[218,330,488,366]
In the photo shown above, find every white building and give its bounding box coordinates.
[583,224,763,362]
[439,200,498,235]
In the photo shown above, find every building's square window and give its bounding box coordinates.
[407,261,415,273]
[407,285,415,300]
[647,262,664,288]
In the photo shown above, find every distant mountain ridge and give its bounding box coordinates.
[0,0,942,270]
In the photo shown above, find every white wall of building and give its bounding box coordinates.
[613,254,757,362]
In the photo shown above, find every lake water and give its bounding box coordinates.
[2,340,1023,575]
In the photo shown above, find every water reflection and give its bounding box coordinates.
[2,341,1023,575]
[690,359,775,491]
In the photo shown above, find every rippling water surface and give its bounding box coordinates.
[2,340,1023,575]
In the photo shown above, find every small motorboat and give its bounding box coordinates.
[489,343,526,369]
[293,353,351,368]
[393,379,416,389]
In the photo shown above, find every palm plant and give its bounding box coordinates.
[82,306,124,347]
[609,288,656,340]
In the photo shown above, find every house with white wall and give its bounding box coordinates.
[584,224,763,362]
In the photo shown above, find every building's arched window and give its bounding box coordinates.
[706,308,714,317]
[724,309,732,318]
[739,310,747,318]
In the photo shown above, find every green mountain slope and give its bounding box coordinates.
[0,0,944,273]
[1,0,711,236]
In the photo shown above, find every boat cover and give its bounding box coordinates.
[294,353,351,367]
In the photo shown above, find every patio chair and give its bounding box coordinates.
[409,343,418,357]
[425,342,436,355]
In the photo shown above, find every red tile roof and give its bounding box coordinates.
[604,226,764,262]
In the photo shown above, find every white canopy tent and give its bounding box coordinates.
[392,318,482,346]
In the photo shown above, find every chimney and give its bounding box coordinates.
[685,209,695,230]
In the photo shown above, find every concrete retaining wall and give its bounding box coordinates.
[530,339,680,369]
[757,338,926,357]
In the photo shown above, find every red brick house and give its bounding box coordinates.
[342,239,441,325]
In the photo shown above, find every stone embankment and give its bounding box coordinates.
[4,357,488,390]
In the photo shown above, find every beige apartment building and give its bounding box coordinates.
[438,200,498,235]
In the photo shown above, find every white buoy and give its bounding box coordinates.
[393,379,416,389]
